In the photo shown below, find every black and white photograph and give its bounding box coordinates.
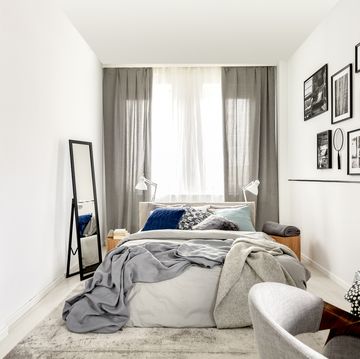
[331,64,353,124]
[356,42,360,73]
[347,129,360,175]
[304,64,328,121]
[317,130,332,169]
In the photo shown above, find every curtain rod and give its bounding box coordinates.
[102,63,276,69]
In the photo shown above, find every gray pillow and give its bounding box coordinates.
[192,215,240,231]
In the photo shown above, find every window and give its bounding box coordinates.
[151,67,224,201]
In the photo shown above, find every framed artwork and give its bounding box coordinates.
[356,42,360,73]
[347,129,360,175]
[304,64,328,121]
[331,64,353,124]
[317,130,332,169]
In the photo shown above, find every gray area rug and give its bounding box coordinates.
[5,285,328,359]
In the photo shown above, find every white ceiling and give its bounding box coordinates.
[60,0,340,66]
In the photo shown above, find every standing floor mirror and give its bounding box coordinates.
[66,140,102,280]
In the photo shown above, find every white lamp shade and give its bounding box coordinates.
[135,177,147,190]
[245,180,260,196]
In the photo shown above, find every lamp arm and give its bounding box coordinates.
[242,187,248,202]
[143,178,157,201]
[152,183,157,202]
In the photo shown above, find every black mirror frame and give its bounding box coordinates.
[66,139,102,281]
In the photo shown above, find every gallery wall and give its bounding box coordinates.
[0,0,103,338]
[279,0,360,287]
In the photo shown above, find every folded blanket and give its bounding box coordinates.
[262,221,300,237]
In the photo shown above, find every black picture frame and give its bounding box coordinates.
[317,130,332,169]
[304,64,328,121]
[331,64,353,124]
[347,129,360,175]
[356,42,360,73]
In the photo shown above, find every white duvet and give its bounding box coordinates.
[122,230,274,328]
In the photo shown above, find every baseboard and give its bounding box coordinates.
[302,254,351,290]
[0,272,66,342]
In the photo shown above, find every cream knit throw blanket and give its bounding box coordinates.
[214,237,297,328]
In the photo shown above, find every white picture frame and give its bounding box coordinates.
[347,129,360,175]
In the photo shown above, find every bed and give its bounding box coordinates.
[63,202,310,333]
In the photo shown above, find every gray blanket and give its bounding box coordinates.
[214,237,307,328]
[63,239,232,333]
[262,221,300,237]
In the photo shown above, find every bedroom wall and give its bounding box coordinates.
[0,0,103,339]
[279,0,360,287]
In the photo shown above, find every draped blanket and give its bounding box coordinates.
[214,237,300,328]
[63,230,309,333]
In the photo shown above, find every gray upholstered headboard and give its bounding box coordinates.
[138,202,256,230]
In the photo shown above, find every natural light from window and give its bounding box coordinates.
[151,67,224,202]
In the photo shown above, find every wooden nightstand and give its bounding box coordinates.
[106,237,122,251]
[271,235,301,260]
[106,229,129,251]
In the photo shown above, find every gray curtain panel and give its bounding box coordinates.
[222,67,278,230]
[103,68,152,233]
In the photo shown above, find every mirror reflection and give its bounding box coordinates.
[67,140,102,280]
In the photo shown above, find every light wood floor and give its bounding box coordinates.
[0,263,351,358]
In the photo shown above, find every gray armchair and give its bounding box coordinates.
[248,282,360,359]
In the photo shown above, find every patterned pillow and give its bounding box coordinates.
[177,207,211,230]
[345,280,360,317]
[192,215,240,231]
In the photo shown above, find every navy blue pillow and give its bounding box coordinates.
[142,208,186,231]
[78,214,92,236]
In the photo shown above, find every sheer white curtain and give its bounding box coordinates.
[151,67,224,202]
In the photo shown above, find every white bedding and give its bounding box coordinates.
[122,230,275,328]
[127,262,221,327]
[81,234,99,267]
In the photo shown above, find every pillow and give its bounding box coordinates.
[177,207,211,230]
[142,208,186,231]
[191,205,210,211]
[345,280,360,317]
[78,214,92,236]
[83,215,97,236]
[192,215,240,231]
[214,206,255,231]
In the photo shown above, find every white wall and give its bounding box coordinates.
[0,0,103,338]
[280,0,360,287]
